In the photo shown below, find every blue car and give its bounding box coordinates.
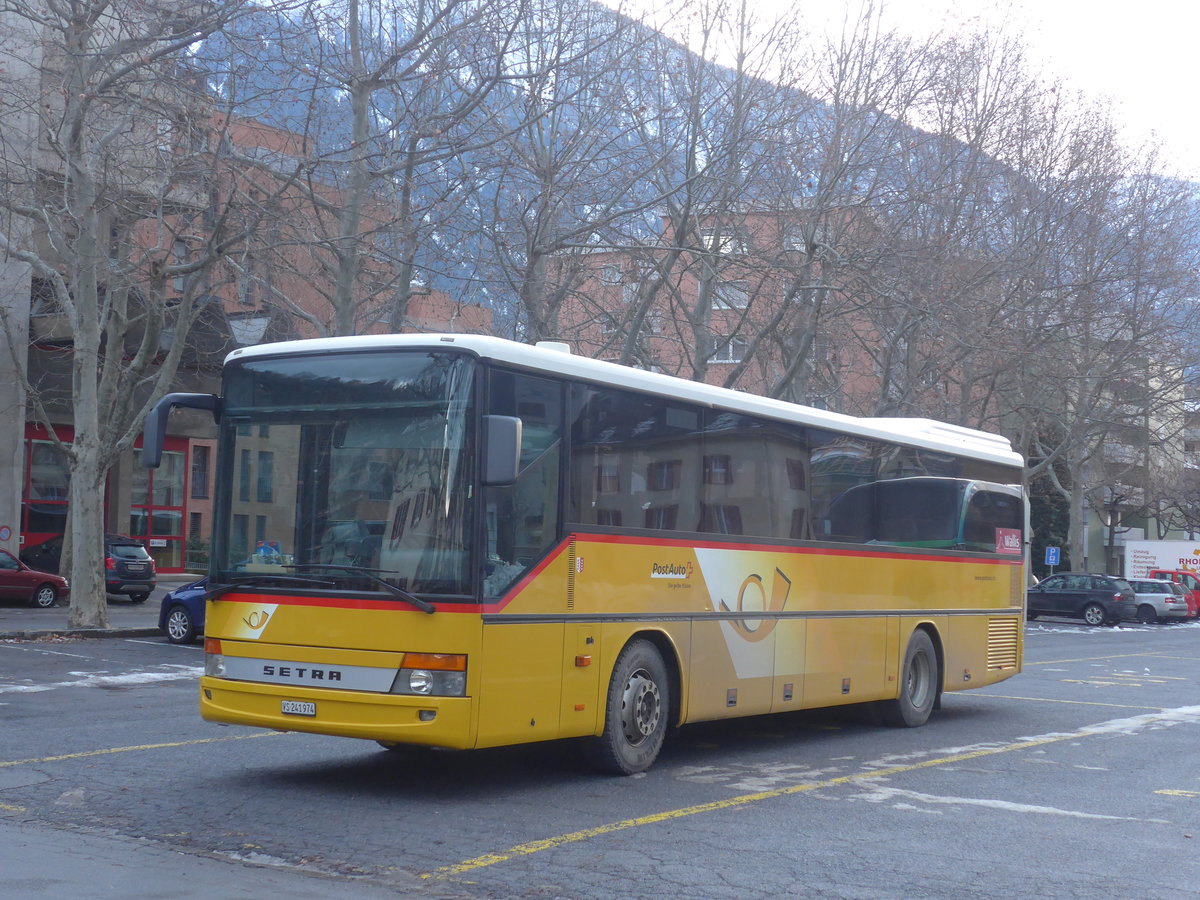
[158,577,208,644]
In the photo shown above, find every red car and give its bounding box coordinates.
[0,549,70,608]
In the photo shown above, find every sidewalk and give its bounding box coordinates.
[0,573,199,641]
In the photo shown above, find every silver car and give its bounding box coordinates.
[1127,578,1191,624]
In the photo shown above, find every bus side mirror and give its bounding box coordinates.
[143,392,220,468]
[483,415,522,486]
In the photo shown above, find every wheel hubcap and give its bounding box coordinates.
[168,611,189,640]
[620,668,661,747]
[907,652,932,707]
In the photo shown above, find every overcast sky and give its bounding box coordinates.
[799,0,1200,179]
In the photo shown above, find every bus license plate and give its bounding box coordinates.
[281,700,316,717]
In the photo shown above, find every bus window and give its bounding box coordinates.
[569,386,701,534]
[810,431,884,543]
[698,410,775,537]
[873,479,962,547]
[962,488,1023,552]
[484,371,562,597]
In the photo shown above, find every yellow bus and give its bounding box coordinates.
[144,334,1026,774]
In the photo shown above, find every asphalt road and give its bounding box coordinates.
[2,617,1199,898]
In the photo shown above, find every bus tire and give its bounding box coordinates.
[879,629,937,728]
[587,639,669,775]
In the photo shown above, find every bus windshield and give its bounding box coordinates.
[211,350,476,596]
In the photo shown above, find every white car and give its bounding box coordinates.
[1126,578,1191,624]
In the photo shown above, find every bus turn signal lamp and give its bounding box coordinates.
[390,653,467,697]
[204,638,226,677]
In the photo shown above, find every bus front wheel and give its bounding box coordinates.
[879,629,937,728]
[587,639,669,775]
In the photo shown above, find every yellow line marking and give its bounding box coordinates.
[0,803,26,812]
[421,728,1093,881]
[0,732,280,768]
[976,695,1163,711]
[1156,790,1200,798]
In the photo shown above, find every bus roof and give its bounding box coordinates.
[226,333,1024,468]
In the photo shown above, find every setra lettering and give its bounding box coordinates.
[262,665,343,682]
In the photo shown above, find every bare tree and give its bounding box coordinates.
[0,0,299,627]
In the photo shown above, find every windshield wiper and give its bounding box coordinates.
[286,564,436,614]
[204,574,336,601]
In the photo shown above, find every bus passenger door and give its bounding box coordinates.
[475,369,569,747]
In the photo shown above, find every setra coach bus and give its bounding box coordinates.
[143,334,1026,774]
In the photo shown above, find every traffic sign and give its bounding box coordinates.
[1044,546,1060,566]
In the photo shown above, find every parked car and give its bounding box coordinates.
[158,577,208,644]
[0,548,70,608]
[1126,578,1192,624]
[1026,573,1136,626]
[1145,569,1200,618]
[21,533,157,603]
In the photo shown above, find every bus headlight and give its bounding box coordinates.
[408,670,433,694]
[205,653,226,677]
[389,653,466,697]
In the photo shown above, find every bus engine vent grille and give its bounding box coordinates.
[986,617,1020,670]
[567,537,576,610]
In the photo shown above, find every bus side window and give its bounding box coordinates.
[484,371,562,597]
[568,385,700,535]
[963,490,1023,552]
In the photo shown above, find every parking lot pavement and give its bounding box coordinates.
[0,574,199,640]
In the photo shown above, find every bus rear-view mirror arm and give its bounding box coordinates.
[483,415,522,486]
[143,392,220,468]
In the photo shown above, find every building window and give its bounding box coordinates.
[698,503,743,535]
[783,224,808,252]
[713,280,749,309]
[699,226,749,254]
[239,449,251,502]
[595,463,620,494]
[647,459,682,491]
[256,451,273,503]
[596,509,623,527]
[599,264,622,284]
[703,455,733,485]
[644,505,679,530]
[189,512,203,540]
[191,445,210,499]
[231,514,249,561]
[712,336,748,364]
[786,458,806,490]
[172,240,188,294]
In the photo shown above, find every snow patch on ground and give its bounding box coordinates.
[0,664,202,694]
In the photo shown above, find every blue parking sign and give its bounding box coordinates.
[1044,546,1060,566]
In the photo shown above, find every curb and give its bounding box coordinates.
[0,627,162,641]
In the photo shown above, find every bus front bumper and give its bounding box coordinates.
[199,675,475,749]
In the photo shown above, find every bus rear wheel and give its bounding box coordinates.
[879,629,937,728]
[587,639,669,775]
